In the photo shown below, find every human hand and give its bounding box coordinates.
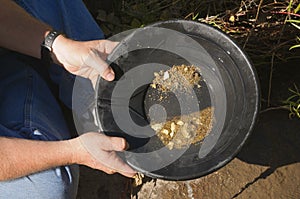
[70,132,136,178]
[52,35,118,86]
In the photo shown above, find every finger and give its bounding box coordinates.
[103,168,116,175]
[85,49,115,81]
[79,133,128,152]
[98,135,128,152]
[104,41,119,54]
[95,152,137,177]
[94,40,119,60]
[101,167,136,178]
[101,66,115,81]
[106,152,137,177]
[78,133,137,177]
[99,164,136,178]
[118,169,137,178]
[109,137,129,151]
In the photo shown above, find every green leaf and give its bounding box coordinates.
[291,22,300,30]
[286,19,300,23]
[192,13,199,21]
[288,0,293,13]
[290,44,300,50]
[295,3,300,13]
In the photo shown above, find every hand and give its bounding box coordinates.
[71,132,136,178]
[52,35,118,86]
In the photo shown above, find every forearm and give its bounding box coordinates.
[0,0,51,59]
[0,137,76,181]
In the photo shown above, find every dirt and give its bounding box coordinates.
[150,65,201,94]
[148,65,212,150]
[151,107,213,150]
[76,59,300,199]
[135,159,300,199]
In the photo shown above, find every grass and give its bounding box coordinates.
[84,0,300,117]
[283,85,300,118]
[286,1,300,49]
[282,2,300,119]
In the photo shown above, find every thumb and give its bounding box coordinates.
[107,137,129,152]
[96,133,129,152]
[101,66,115,81]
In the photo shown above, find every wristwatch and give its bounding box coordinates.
[41,30,61,67]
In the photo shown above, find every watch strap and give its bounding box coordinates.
[41,30,61,67]
[42,30,61,51]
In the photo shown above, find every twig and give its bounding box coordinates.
[271,11,300,18]
[185,12,195,19]
[266,12,290,106]
[267,52,275,107]
[242,0,264,49]
[259,106,288,113]
[255,0,264,22]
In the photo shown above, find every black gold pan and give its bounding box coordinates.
[95,20,260,180]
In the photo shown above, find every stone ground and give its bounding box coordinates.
[75,52,300,198]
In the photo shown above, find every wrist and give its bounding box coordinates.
[68,136,87,165]
[51,34,71,66]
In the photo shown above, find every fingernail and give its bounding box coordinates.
[106,72,115,81]
[125,142,130,150]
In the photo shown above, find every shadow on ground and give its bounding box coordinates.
[234,108,300,198]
